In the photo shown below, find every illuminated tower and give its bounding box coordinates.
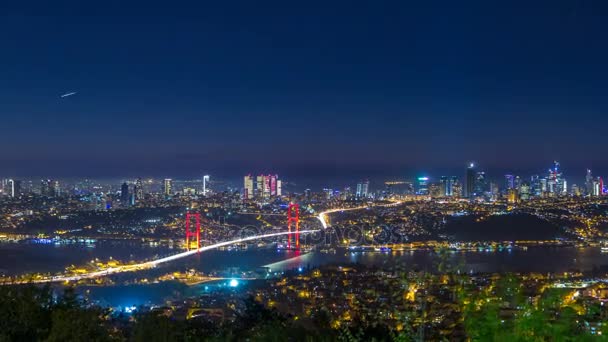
[163,178,173,197]
[120,182,129,206]
[287,203,300,250]
[356,180,369,198]
[465,163,476,198]
[202,175,210,196]
[185,212,201,251]
[135,178,144,201]
[243,174,254,199]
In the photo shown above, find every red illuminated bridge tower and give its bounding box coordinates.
[287,203,300,250]
[185,212,201,251]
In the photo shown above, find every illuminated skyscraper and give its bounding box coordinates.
[120,182,129,205]
[530,175,541,196]
[505,174,515,191]
[416,177,429,195]
[40,179,51,197]
[474,171,487,197]
[135,178,144,201]
[256,175,264,198]
[52,180,60,197]
[465,163,476,198]
[440,176,458,196]
[5,179,15,198]
[269,174,278,196]
[163,179,173,196]
[244,175,254,199]
[356,180,369,198]
[202,175,210,196]
[276,179,282,196]
[586,169,594,196]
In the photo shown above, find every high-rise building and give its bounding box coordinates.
[276,179,282,196]
[416,177,429,195]
[163,179,173,196]
[547,161,566,196]
[505,174,515,191]
[4,179,15,197]
[507,188,518,203]
[52,180,60,197]
[474,171,487,197]
[356,180,370,198]
[256,175,264,198]
[452,181,462,198]
[440,176,458,197]
[244,175,254,199]
[269,174,278,196]
[121,182,129,205]
[586,169,594,196]
[40,179,51,197]
[429,183,442,198]
[465,163,476,198]
[202,175,210,196]
[135,178,144,201]
[531,175,541,197]
[519,183,530,201]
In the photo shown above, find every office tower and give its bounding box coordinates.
[269,174,278,196]
[530,175,541,197]
[540,178,548,195]
[52,180,61,197]
[135,178,144,201]
[163,179,173,196]
[514,176,522,191]
[504,174,515,191]
[586,169,594,195]
[546,160,566,196]
[474,171,487,197]
[429,183,442,198]
[13,180,22,197]
[7,179,15,197]
[304,188,311,200]
[255,175,264,198]
[571,184,581,196]
[356,180,370,198]
[519,183,530,201]
[121,182,129,205]
[416,177,429,195]
[465,163,476,198]
[452,180,462,198]
[202,175,210,196]
[276,179,282,196]
[440,176,458,197]
[40,179,55,197]
[244,175,254,199]
[593,178,601,196]
[507,189,518,203]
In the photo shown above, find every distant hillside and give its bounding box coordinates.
[444,213,569,241]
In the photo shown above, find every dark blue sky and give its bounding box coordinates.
[1,1,607,180]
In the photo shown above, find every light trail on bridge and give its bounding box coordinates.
[11,230,320,285]
[316,201,403,229]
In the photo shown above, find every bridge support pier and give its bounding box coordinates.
[185,212,201,251]
[287,203,300,250]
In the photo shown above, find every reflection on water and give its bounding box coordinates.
[3,240,608,307]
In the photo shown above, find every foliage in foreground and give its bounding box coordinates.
[0,279,607,342]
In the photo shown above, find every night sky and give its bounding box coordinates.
[1,1,607,181]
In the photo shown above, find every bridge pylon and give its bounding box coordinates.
[287,203,300,250]
[185,212,201,251]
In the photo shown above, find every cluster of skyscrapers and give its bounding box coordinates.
[243,174,282,200]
